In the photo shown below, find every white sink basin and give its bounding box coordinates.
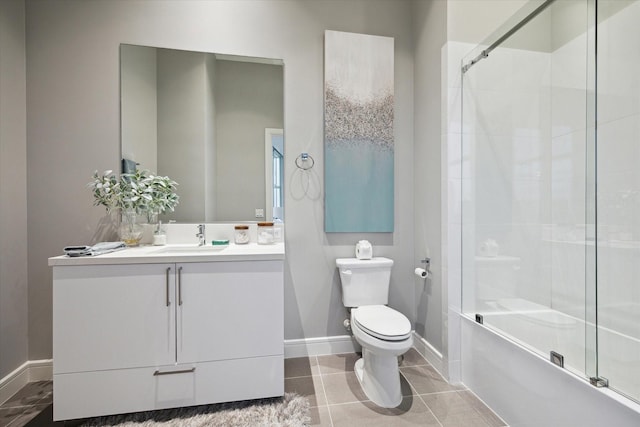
[153,244,228,254]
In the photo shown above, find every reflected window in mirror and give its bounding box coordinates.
[273,146,283,221]
[264,128,283,222]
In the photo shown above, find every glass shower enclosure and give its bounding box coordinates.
[461,0,640,404]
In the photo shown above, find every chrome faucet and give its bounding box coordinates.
[196,224,206,246]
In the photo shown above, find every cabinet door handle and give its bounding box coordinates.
[178,266,183,305]
[165,267,171,307]
[153,367,195,376]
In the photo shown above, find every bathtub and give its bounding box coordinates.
[460,300,640,426]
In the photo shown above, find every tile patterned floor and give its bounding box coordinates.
[0,349,507,427]
[285,349,507,427]
[0,381,52,427]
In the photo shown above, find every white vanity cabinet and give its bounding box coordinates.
[51,257,284,421]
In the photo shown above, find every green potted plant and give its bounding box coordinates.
[144,174,180,221]
[89,169,179,246]
[141,174,179,245]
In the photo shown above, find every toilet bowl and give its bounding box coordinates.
[336,256,413,408]
[350,305,413,407]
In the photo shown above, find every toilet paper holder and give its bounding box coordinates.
[415,257,431,279]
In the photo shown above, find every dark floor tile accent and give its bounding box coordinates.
[7,404,51,427]
[0,407,26,427]
[21,404,72,427]
[2,382,51,409]
[285,356,320,378]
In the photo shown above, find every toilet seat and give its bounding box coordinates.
[352,305,411,342]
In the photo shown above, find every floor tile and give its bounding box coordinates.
[22,404,76,427]
[309,405,333,427]
[400,348,429,367]
[285,356,320,378]
[457,391,506,427]
[478,407,507,427]
[316,353,360,375]
[34,392,51,406]
[2,382,51,409]
[398,372,417,397]
[330,395,441,427]
[6,404,50,427]
[0,407,25,427]
[321,372,368,405]
[284,376,326,407]
[421,391,491,427]
[434,414,490,427]
[400,365,464,394]
[455,390,485,410]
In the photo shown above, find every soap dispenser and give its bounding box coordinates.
[152,220,167,246]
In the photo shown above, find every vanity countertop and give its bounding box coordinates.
[48,242,285,266]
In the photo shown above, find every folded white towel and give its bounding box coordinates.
[64,242,126,257]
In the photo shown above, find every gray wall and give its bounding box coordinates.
[157,49,210,222]
[215,60,284,221]
[448,0,529,42]
[205,54,216,221]
[25,0,415,359]
[121,44,157,173]
[0,0,28,378]
[412,0,447,354]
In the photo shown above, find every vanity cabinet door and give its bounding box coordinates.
[176,261,284,364]
[53,263,176,374]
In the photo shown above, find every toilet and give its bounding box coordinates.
[336,257,413,408]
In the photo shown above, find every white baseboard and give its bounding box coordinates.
[0,359,53,405]
[284,335,360,358]
[412,332,446,377]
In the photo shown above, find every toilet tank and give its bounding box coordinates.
[336,257,393,307]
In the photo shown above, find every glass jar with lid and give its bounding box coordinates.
[234,225,250,244]
[257,222,275,244]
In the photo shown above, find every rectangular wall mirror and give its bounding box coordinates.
[120,44,285,222]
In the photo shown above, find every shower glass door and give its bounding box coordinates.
[595,0,640,402]
[461,0,598,381]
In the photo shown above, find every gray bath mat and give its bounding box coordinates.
[79,393,310,427]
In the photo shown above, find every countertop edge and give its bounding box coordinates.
[48,244,285,266]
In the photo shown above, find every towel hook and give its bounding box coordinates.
[295,153,315,170]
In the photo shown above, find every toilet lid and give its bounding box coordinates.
[353,305,411,341]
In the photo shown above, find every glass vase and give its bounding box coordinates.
[119,209,143,246]
[139,211,158,245]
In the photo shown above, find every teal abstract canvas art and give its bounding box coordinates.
[324,30,394,232]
